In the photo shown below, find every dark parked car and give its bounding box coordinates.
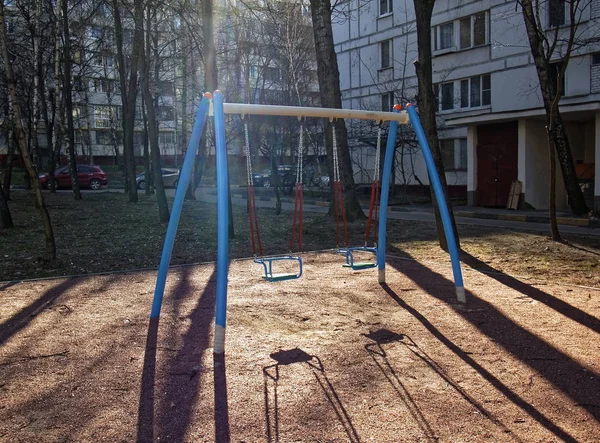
[252,165,329,188]
[39,165,108,190]
[252,165,295,188]
[136,168,180,190]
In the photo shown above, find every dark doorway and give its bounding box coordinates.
[477,122,518,207]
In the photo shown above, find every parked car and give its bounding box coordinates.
[252,165,295,188]
[252,165,330,188]
[39,165,108,190]
[136,168,180,190]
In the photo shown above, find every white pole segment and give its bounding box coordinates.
[222,103,409,124]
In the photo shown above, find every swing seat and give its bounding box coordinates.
[254,256,303,282]
[342,246,378,271]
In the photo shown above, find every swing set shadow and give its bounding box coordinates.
[263,348,361,443]
[363,328,516,441]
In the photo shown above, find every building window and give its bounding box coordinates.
[73,76,86,92]
[381,92,394,112]
[441,82,454,110]
[90,78,115,93]
[441,139,467,170]
[441,139,455,169]
[96,130,112,145]
[454,74,491,109]
[159,81,174,97]
[380,40,391,69]
[549,62,566,96]
[158,106,174,121]
[459,12,487,49]
[159,132,176,144]
[482,74,491,105]
[94,106,112,128]
[249,65,258,79]
[435,12,489,52]
[591,53,600,65]
[549,0,566,27]
[459,138,467,169]
[264,66,280,82]
[435,22,454,51]
[379,0,392,16]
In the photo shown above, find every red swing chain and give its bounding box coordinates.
[289,123,304,252]
[364,124,382,246]
[244,121,263,257]
[332,120,349,248]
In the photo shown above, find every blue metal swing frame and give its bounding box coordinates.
[254,255,303,282]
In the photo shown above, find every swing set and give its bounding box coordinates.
[244,119,304,282]
[244,116,382,279]
[149,91,466,354]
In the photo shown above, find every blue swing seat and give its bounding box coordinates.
[340,246,378,270]
[254,256,303,282]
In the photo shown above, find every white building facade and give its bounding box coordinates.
[333,0,600,210]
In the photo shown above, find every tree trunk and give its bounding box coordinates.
[32,0,41,171]
[309,0,363,221]
[0,181,13,228]
[61,0,81,200]
[549,136,561,241]
[0,0,56,259]
[412,0,460,251]
[2,108,14,200]
[51,0,63,193]
[142,97,152,195]
[201,0,232,236]
[520,0,588,216]
[141,8,169,222]
[113,0,143,202]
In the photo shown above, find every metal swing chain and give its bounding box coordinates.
[244,120,253,187]
[296,123,304,184]
[332,120,340,183]
[374,124,382,182]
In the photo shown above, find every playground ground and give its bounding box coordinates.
[1,192,600,441]
[1,253,599,442]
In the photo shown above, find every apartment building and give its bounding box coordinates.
[333,0,600,210]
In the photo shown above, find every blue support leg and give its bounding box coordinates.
[406,104,465,304]
[150,94,211,319]
[377,108,400,284]
[213,91,230,353]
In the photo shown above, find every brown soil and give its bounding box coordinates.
[1,253,599,442]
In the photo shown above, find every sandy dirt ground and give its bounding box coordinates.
[1,253,599,442]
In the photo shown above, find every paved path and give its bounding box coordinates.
[47,186,600,237]
[188,189,600,238]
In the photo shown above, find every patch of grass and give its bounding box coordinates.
[0,191,599,286]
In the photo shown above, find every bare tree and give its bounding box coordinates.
[412,0,460,251]
[519,0,595,240]
[0,181,13,228]
[140,5,169,221]
[62,0,82,199]
[0,0,56,259]
[309,0,363,220]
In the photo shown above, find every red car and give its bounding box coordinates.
[39,165,108,190]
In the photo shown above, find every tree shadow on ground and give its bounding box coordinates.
[0,281,20,291]
[263,348,361,443]
[384,248,600,442]
[562,240,600,257]
[460,251,600,335]
[0,277,80,347]
[136,267,217,442]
